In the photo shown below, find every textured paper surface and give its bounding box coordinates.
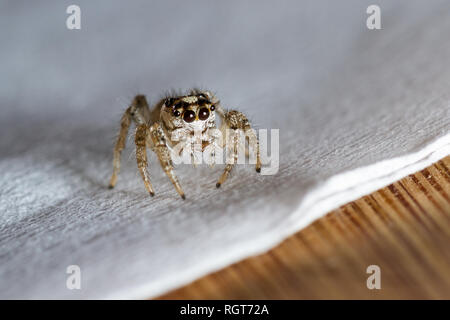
[0,1,449,299]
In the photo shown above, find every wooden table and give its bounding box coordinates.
[159,156,450,299]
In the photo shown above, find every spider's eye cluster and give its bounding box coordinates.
[169,98,216,123]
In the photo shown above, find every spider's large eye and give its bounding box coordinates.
[173,110,181,117]
[198,107,210,121]
[183,110,196,123]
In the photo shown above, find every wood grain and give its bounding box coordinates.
[158,156,450,299]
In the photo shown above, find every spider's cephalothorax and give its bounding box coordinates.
[108,89,261,199]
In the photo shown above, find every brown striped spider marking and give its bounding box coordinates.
[108,89,261,199]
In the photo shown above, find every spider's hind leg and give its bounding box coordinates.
[109,106,132,188]
[108,95,151,188]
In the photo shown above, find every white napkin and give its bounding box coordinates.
[0,0,449,299]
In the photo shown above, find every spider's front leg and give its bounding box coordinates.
[135,124,155,197]
[149,123,186,200]
[216,109,261,188]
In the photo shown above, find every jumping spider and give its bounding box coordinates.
[108,89,261,199]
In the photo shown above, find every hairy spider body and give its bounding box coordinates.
[108,89,261,199]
